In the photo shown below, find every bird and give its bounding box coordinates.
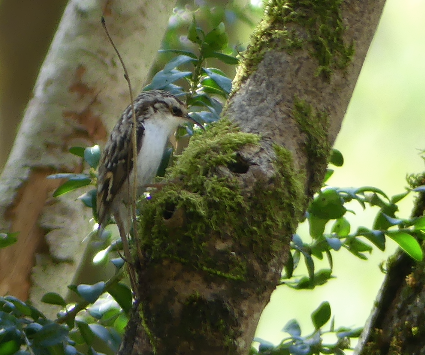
[96,90,203,290]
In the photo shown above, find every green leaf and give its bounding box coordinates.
[0,339,20,355]
[373,209,399,230]
[413,216,425,231]
[31,323,68,347]
[345,237,372,259]
[311,301,331,329]
[158,49,197,58]
[79,189,97,208]
[145,69,192,90]
[0,232,18,249]
[356,186,389,200]
[84,145,101,169]
[326,237,342,250]
[77,282,105,303]
[202,68,232,94]
[308,214,328,239]
[187,17,204,45]
[356,227,386,251]
[329,149,344,166]
[323,169,334,183]
[41,292,66,307]
[108,283,132,314]
[111,258,125,269]
[413,185,425,192]
[204,51,239,65]
[309,189,346,219]
[282,319,301,337]
[89,324,113,347]
[69,147,85,158]
[331,217,350,237]
[284,252,294,279]
[4,296,32,317]
[391,190,410,204]
[381,213,403,226]
[76,320,95,346]
[163,55,197,72]
[53,178,91,197]
[203,22,228,51]
[386,231,423,261]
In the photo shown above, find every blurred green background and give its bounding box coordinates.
[0,0,424,351]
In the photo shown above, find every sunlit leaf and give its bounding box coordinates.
[331,217,350,237]
[386,231,423,261]
[53,178,91,197]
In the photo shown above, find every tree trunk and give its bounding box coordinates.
[120,1,387,354]
[0,0,176,315]
[355,181,425,354]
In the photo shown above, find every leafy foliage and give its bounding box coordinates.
[282,150,425,291]
[253,302,362,355]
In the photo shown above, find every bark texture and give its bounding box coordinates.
[120,1,387,354]
[355,182,425,354]
[0,0,176,314]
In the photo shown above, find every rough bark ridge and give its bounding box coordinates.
[355,173,425,354]
[120,1,387,354]
[0,0,176,313]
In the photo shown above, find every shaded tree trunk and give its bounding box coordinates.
[120,1,387,354]
[355,180,425,354]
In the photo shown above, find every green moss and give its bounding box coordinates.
[293,97,331,195]
[138,118,304,283]
[233,0,354,89]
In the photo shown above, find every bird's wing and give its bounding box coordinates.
[97,120,145,227]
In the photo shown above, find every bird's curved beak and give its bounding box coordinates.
[186,114,205,130]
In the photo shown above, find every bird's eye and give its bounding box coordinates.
[171,106,183,116]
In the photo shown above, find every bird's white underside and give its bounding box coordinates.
[111,112,186,234]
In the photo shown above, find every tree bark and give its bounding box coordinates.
[355,181,425,354]
[121,1,387,354]
[0,0,176,315]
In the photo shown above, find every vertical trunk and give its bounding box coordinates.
[120,1,387,354]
